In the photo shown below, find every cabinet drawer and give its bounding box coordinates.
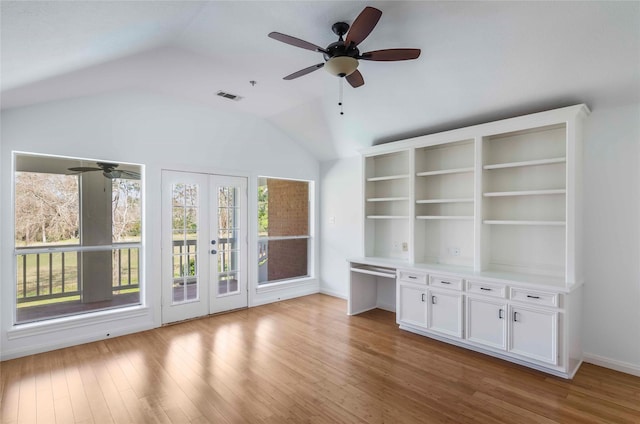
[510,288,558,307]
[398,271,427,285]
[429,274,463,291]
[466,280,506,298]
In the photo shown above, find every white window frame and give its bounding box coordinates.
[11,151,145,326]
[256,176,314,288]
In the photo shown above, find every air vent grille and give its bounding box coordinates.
[216,91,242,101]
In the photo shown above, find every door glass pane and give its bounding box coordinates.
[172,184,185,206]
[172,183,199,303]
[172,207,185,229]
[217,186,240,296]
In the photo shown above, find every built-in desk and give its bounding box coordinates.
[347,259,398,315]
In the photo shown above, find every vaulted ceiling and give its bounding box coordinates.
[2,1,639,161]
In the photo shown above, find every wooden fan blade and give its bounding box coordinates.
[109,170,141,180]
[283,63,325,80]
[119,170,141,180]
[360,48,421,61]
[68,167,100,172]
[346,70,364,88]
[268,32,324,52]
[345,6,382,47]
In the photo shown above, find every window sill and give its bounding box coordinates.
[256,276,316,293]
[7,305,150,340]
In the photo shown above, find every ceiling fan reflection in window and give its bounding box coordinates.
[68,162,140,180]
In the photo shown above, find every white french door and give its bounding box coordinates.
[161,170,248,324]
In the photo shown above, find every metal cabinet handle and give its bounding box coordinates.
[211,249,217,254]
[513,311,519,322]
[432,295,437,304]
[498,309,503,319]
[421,293,425,302]
[409,276,417,280]
[526,295,540,299]
[441,281,451,285]
[211,240,216,245]
[480,287,492,291]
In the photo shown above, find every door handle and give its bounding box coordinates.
[211,249,217,254]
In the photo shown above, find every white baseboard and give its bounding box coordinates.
[1,322,155,361]
[319,288,347,299]
[583,353,640,377]
[251,281,319,307]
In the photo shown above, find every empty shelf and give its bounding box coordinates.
[483,189,566,197]
[416,215,474,220]
[483,157,566,170]
[416,167,474,177]
[483,220,566,226]
[416,198,474,204]
[367,174,410,182]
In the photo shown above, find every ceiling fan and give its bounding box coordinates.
[268,6,421,88]
[68,162,140,180]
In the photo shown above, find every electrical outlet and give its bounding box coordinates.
[452,247,460,256]
[402,242,408,252]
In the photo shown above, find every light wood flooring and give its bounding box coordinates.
[1,294,639,423]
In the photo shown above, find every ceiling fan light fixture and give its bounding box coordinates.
[324,56,359,77]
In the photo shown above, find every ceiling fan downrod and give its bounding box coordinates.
[339,78,344,115]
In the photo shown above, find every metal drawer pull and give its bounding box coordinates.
[480,287,492,291]
[440,281,451,285]
[408,276,417,279]
[498,309,503,319]
[526,295,540,299]
[513,312,519,322]
[432,295,437,304]
[421,293,425,302]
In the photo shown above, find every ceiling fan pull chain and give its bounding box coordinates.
[339,78,344,115]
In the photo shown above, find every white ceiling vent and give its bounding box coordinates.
[216,91,242,101]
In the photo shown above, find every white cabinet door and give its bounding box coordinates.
[466,297,507,350]
[509,305,558,364]
[427,290,463,338]
[398,282,427,328]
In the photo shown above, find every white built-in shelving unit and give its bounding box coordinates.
[480,123,571,280]
[361,106,589,287]
[364,150,411,259]
[354,105,589,378]
[414,139,475,268]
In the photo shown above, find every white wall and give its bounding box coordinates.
[319,102,640,376]
[319,156,362,298]
[582,102,640,375]
[0,90,320,359]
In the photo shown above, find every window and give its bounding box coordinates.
[14,153,142,323]
[258,177,311,285]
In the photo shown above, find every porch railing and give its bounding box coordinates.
[15,245,140,305]
[172,238,235,285]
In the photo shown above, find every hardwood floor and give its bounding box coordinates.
[1,294,639,423]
